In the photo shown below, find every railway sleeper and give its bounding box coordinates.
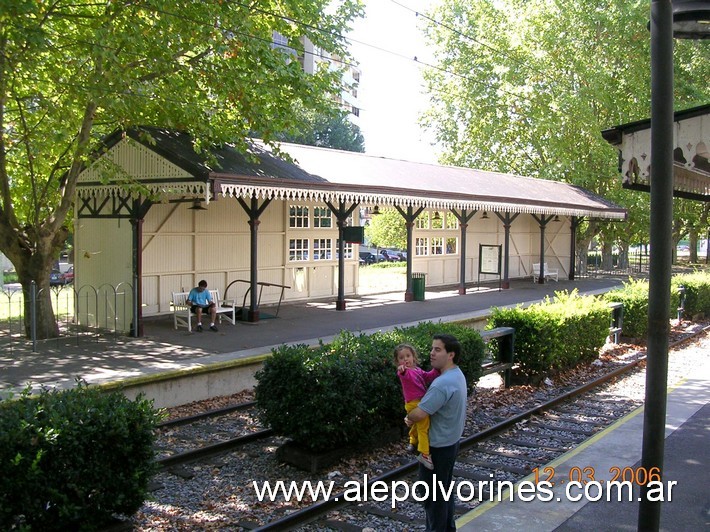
[320,518,367,532]
[494,436,569,452]
[542,412,609,427]
[528,421,596,436]
[359,503,424,524]
[471,446,549,464]
[457,455,530,475]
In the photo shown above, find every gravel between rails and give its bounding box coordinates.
[131,322,709,531]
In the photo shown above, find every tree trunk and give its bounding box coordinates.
[601,241,614,271]
[1,226,68,339]
[617,243,629,271]
[689,229,698,263]
[17,261,60,339]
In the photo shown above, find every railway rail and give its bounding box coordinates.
[137,324,708,531]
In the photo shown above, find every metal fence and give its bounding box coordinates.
[575,249,651,279]
[0,281,134,353]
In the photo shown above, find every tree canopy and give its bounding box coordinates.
[274,106,365,152]
[0,0,363,336]
[421,0,710,255]
[365,208,406,250]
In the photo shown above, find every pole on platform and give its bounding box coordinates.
[639,1,674,529]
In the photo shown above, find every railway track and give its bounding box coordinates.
[155,400,272,470]
[252,325,709,531]
[137,324,709,530]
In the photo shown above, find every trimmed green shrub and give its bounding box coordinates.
[0,384,160,531]
[601,278,652,338]
[602,272,710,337]
[488,290,610,384]
[673,270,710,319]
[254,322,485,452]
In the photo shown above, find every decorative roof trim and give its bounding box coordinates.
[218,183,626,220]
[76,181,211,203]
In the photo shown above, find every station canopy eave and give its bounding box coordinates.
[77,126,627,220]
[601,103,710,202]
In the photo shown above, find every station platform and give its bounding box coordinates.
[0,277,622,396]
[457,351,710,532]
[1,275,708,531]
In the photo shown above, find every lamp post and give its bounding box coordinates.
[641,1,709,530]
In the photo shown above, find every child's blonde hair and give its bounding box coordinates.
[393,343,420,366]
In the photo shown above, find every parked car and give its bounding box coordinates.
[62,266,74,284]
[382,250,406,262]
[49,269,64,286]
[380,250,399,262]
[359,252,376,265]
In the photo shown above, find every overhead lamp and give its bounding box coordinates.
[553,215,561,222]
[189,199,207,211]
[481,211,489,219]
[672,0,710,39]
[371,205,381,216]
[432,211,441,221]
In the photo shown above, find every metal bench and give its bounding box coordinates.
[479,326,516,387]
[171,289,236,331]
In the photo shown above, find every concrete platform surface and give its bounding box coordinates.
[457,367,710,531]
[0,278,622,395]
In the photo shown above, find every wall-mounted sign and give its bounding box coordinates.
[479,244,502,275]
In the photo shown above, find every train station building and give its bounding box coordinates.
[73,127,626,333]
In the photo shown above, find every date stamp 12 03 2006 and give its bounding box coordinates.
[529,465,678,503]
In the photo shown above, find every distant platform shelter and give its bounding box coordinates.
[602,103,710,202]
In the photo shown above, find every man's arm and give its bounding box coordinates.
[404,406,429,426]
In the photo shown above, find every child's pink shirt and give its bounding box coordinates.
[398,367,440,403]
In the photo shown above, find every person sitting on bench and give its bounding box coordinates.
[187,280,218,332]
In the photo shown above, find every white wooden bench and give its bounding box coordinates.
[532,262,559,282]
[172,289,237,331]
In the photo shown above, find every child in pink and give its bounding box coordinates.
[395,343,440,469]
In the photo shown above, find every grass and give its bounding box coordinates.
[359,264,407,294]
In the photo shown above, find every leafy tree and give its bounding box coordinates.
[421,0,710,260]
[365,208,406,250]
[274,106,365,152]
[0,0,363,337]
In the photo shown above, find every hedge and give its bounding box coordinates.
[254,321,485,452]
[0,384,161,531]
[488,290,610,384]
[602,271,710,338]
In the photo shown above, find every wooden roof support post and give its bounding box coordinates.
[452,209,477,294]
[531,214,556,284]
[569,216,585,280]
[395,205,424,301]
[495,212,520,289]
[237,195,272,322]
[130,197,153,337]
[325,200,359,311]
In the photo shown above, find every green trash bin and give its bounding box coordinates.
[412,272,426,301]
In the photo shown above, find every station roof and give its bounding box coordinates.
[79,127,626,220]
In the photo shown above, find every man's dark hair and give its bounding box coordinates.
[432,333,461,364]
[198,279,208,288]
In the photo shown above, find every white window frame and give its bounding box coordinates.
[313,206,332,228]
[289,205,309,228]
[430,237,444,255]
[313,238,333,260]
[446,237,459,255]
[416,212,430,230]
[289,238,309,261]
[415,237,429,256]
